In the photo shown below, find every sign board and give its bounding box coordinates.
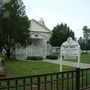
[60,37,80,72]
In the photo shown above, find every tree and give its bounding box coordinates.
[82,26,90,52]
[49,23,75,47]
[87,39,90,50]
[83,26,90,42]
[78,37,85,53]
[0,0,31,58]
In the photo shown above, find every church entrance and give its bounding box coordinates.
[31,38,44,56]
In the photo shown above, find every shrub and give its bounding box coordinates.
[0,56,5,66]
[46,55,58,60]
[26,56,43,60]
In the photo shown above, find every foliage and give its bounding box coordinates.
[0,53,6,58]
[46,55,58,60]
[78,37,86,50]
[0,53,6,66]
[26,56,43,60]
[82,26,90,51]
[83,26,90,42]
[86,39,90,50]
[50,23,75,47]
[0,0,31,58]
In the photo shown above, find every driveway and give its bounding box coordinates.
[43,59,90,68]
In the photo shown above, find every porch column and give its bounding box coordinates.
[26,47,27,58]
[44,40,47,58]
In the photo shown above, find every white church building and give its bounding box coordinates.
[15,19,52,60]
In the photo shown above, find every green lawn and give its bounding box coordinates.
[1,58,90,90]
[3,54,90,77]
[5,60,75,77]
[80,54,90,63]
[64,54,90,63]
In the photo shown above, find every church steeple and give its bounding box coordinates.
[39,18,45,26]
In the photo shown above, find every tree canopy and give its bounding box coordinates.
[49,23,75,47]
[83,26,90,42]
[0,0,31,58]
[78,26,90,53]
[82,26,90,51]
[78,37,85,51]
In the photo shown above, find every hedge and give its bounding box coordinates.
[26,56,43,60]
[46,55,58,60]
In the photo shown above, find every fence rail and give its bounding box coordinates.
[0,68,90,90]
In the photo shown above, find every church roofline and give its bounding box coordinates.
[31,19,51,32]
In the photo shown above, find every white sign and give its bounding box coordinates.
[60,37,80,72]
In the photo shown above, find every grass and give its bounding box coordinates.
[63,54,90,64]
[0,58,90,90]
[80,54,90,63]
[5,60,75,77]
[0,60,76,90]
[3,54,90,77]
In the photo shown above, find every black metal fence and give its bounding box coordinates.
[0,68,90,90]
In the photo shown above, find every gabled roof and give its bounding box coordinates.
[31,19,51,32]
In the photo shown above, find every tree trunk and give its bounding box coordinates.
[6,49,10,59]
[10,42,16,59]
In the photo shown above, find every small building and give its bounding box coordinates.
[15,19,52,60]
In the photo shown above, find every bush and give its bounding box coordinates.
[1,59,5,66]
[46,55,58,60]
[26,56,43,60]
[0,53,6,65]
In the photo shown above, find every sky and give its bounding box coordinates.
[23,0,90,39]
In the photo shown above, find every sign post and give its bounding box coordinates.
[60,53,62,72]
[60,37,80,72]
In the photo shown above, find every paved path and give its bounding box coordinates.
[43,60,90,68]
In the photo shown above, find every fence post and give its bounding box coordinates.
[76,68,80,90]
